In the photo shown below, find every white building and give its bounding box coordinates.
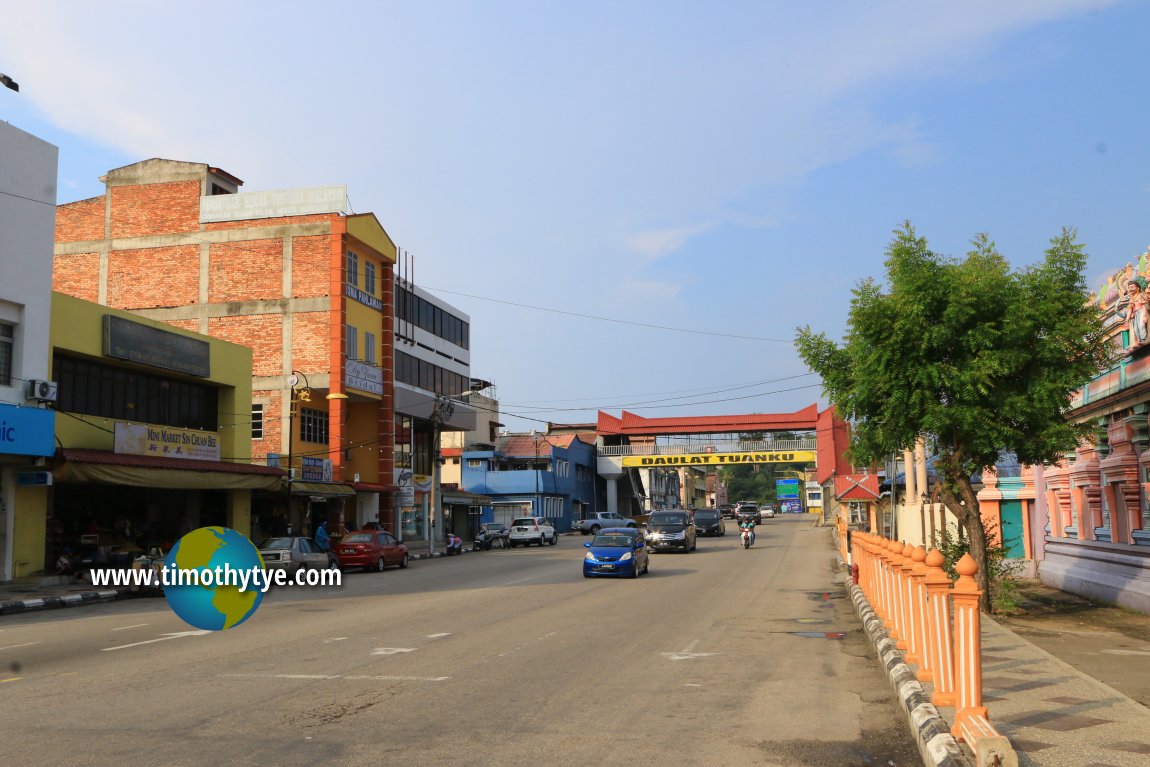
[0,120,59,581]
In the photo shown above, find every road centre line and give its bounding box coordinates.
[426,633,451,639]
[0,642,40,651]
[111,623,150,631]
[102,630,210,651]
[219,673,450,682]
[1,677,21,683]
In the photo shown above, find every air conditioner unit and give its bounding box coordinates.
[26,379,58,403]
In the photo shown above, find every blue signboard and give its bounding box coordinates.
[0,403,56,457]
[776,478,801,500]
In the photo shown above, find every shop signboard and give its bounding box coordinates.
[0,402,55,457]
[103,315,210,377]
[395,468,415,506]
[346,358,384,395]
[301,456,332,482]
[114,422,221,461]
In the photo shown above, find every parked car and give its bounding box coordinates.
[333,530,409,571]
[576,511,638,535]
[693,508,726,537]
[259,536,337,575]
[645,510,696,553]
[583,527,649,578]
[507,517,558,547]
[736,503,762,524]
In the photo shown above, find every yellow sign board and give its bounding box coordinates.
[620,451,816,467]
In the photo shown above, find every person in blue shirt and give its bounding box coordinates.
[314,520,330,552]
[738,517,756,546]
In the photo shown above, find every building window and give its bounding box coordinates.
[556,459,570,478]
[467,458,485,468]
[252,404,264,440]
[364,261,376,295]
[0,322,12,386]
[347,326,359,361]
[299,407,328,445]
[364,332,376,365]
[347,251,359,288]
[849,502,866,525]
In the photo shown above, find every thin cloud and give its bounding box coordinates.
[624,224,712,260]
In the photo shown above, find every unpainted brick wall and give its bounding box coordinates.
[209,239,284,303]
[208,314,284,376]
[109,180,200,238]
[52,252,101,302]
[55,197,106,242]
[107,245,199,309]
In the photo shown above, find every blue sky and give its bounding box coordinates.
[3,1,1147,432]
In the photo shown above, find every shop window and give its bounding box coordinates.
[299,407,328,444]
[364,261,376,295]
[251,404,264,440]
[0,322,12,386]
[347,326,359,361]
[364,332,376,365]
[347,251,359,288]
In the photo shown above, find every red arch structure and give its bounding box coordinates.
[596,404,851,483]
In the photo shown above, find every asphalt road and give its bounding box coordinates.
[0,517,921,767]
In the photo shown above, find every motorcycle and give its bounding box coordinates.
[741,527,754,549]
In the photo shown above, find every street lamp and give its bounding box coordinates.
[285,372,312,534]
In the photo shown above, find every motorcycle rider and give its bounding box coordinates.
[738,516,756,547]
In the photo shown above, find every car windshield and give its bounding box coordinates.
[343,533,373,543]
[591,534,634,547]
[695,511,718,520]
[259,538,293,550]
[649,513,687,526]
[485,524,506,532]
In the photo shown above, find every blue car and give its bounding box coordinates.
[583,527,649,578]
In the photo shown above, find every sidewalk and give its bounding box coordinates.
[849,572,1150,767]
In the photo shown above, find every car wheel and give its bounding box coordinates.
[376,557,387,572]
[631,561,640,578]
[549,534,558,546]
[539,534,546,546]
[399,553,409,569]
[589,524,601,535]
[643,559,649,575]
[583,571,591,578]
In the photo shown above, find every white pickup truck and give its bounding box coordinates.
[576,512,639,535]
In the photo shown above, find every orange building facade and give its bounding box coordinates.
[53,159,396,538]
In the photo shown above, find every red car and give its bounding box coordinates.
[334,530,410,572]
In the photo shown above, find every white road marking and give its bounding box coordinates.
[0,642,41,651]
[661,639,717,661]
[685,683,702,687]
[1102,649,1150,656]
[323,637,348,643]
[102,630,211,651]
[112,623,150,631]
[372,647,416,656]
[426,633,451,639]
[219,673,449,682]
[496,631,559,658]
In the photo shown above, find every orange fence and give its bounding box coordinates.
[851,532,1014,766]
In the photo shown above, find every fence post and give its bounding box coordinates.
[900,543,918,661]
[924,548,956,707]
[951,553,987,737]
[910,545,932,681]
[890,540,909,648]
[884,539,901,639]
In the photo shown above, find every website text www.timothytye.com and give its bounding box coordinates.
[89,564,341,591]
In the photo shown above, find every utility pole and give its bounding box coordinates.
[428,393,455,556]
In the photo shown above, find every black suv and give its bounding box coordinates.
[645,510,697,552]
[693,508,726,537]
[736,503,762,525]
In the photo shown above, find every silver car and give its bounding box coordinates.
[259,536,336,574]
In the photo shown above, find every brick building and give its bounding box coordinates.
[53,159,396,538]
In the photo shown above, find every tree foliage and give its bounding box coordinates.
[795,223,1112,611]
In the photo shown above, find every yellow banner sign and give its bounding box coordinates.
[621,451,816,467]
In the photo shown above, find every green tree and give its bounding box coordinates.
[795,223,1111,612]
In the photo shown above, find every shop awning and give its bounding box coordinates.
[351,481,400,493]
[54,448,284,491]
[441,489,492,505]
[287,480,356,498]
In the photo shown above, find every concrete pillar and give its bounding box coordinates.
[606,477,618,515]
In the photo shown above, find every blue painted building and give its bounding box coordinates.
[461,433,597,532]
